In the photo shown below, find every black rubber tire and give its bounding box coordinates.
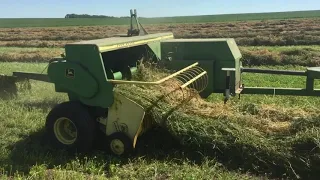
[45,101,95,153]
[108,132,133,156]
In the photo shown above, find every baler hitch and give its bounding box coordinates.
[126,9,148,37]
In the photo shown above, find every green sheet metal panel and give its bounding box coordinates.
[147,41,162,59]
[160,38,242,95]
[57,32,173,108]
[47,60,99,98]
[227,39,243,93]
[62,44,114,108]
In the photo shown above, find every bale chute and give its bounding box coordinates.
[0,74,32,99]
[0,74,18,99]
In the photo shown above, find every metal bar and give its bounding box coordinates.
[180,71,207,89]
[306,78,314,91]
[221,68,236,72]
[12,72,51,83]
[241,87,320,96]
[241,68,306,76]
[107,62,199,85]
[224,70,231,104]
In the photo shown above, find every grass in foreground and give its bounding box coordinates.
[1,62,320,179]
[0,62,261,179]
[116,62,320,179]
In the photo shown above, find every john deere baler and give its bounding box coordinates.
[1,9,320,157]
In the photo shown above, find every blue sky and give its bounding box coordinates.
[1,0,319,18]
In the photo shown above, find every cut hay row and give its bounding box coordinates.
[241,46,320,66]
[1,46,320,67]
[113,62,320,179]
[0,62,319,179]
[0,40,73,48]
[0,47,62,62]
[0,18,320,47]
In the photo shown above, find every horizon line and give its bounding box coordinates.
[0,9,319,19]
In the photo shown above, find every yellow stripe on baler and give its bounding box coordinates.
[98,34,174,52]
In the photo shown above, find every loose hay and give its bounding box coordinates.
[0,74,17,99]
[0,75,31,100]
[114,61,320,179]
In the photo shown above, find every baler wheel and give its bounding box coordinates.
[108,132,133,156]
[45,101,95,153]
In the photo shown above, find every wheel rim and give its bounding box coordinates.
[110,139,125,155]
[53,117,77,145]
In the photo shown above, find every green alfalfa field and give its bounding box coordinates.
[1,10,320,179]
[1,62,320,180]
[0,9,319,28]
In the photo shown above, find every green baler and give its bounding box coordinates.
[160,38,242,98]
[48,32,175,109]
[1,9,320,156]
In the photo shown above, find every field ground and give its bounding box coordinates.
[1,12,320,179]
[0,63,263,179]
[1,62,320,179]
[1,45,319,67]
[0,10,320,28]
[1,18,320,47]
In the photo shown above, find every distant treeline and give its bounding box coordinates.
[64,14,130,18]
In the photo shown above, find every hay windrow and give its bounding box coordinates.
[1,18,320,47]
[114,61,320,179]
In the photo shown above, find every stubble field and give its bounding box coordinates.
[0,18,320,48]
[1,14,320,180]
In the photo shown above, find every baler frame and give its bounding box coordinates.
[222,66,320,103]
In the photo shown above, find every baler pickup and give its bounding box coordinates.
[108,62,207,90]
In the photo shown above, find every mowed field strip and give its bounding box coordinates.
[0,9,319,28]
[1,46,319,67]
[0,18,320,48]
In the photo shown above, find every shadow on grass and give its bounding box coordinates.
[17,99,59,112]
[4,124,320,180]
[0,77,18,100]
[2,126,180,178]
[4,97,320,179]
[136,126,320,180]
[3,128,69,175]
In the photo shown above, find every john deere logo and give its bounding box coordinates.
[66,68,75,78]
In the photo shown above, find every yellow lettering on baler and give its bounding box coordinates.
[99,34,174,52]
